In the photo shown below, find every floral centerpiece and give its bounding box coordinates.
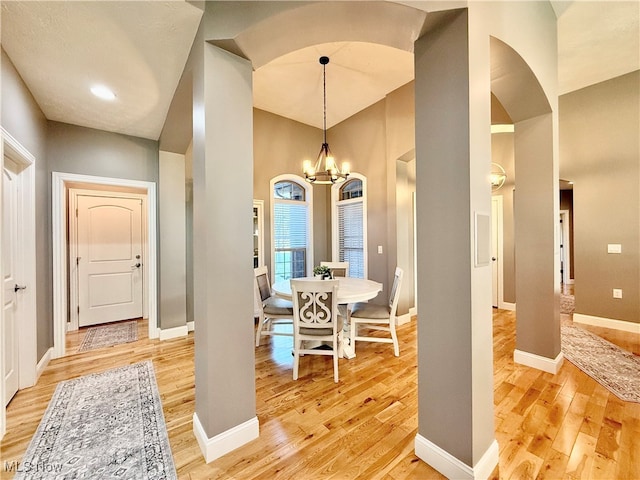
[313,265,332,279]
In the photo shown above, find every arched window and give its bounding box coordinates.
[271,175,313,282]
[331,174,367,278]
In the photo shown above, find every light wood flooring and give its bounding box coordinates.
[1,307,639,479]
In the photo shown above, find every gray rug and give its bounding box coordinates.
[15,361,177,479]
[79,321,138,352]
[562,325,640,403]
[560,294,575,314]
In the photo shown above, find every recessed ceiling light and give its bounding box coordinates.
[90,85,116,101]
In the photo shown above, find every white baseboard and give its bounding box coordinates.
[159,325,189,341]
[573,313,640,334]
[498,301,516,311]
[36,347,53,382]
[514,349,564,374]
[193,413,259,463]
[409,306,417,316]
[187,321,195,332]
[415,434,498,480]
[397,313,413,326]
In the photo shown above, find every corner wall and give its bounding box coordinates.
[560,71,640,324]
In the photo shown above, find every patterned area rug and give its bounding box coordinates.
[560,294,575,314]
[561,325,640,402]
[79,321,138,352]
[15,361,177,479]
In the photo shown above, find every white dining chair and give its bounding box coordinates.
[320,261,349,278]
[348,267,403,356]
[254,266,294,347]
[291,279,343,382]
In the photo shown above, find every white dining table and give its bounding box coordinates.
[272,276,382,359]
[272,276,382,304]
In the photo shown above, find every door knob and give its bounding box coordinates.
[14,284,27,293]
[491,257,497,261]
[132,263,141,269]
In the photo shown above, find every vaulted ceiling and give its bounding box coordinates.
[1,1,638,140]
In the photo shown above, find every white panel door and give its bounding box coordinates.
[491,197,499,308]
[3,163,20,405]
[77,195,143,327]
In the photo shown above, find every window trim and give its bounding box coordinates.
[270,174,314,282]
[331,173,367,279]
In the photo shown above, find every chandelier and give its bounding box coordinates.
[303,56,350,184]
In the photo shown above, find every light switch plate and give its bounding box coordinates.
[608,244,622,254]
[377,245,383,254]
[613,288,623,299]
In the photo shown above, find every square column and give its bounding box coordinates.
[191,41,258,462]
[413,10,498,479]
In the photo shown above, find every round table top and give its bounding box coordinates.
[272,276,382,304]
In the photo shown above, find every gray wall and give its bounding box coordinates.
[1,49,50,360]
[560,71,640,323]
[253,108,330,272]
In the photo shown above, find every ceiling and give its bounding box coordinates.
[1,1,638,140]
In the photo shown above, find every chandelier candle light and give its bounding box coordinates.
[303,56,350,184]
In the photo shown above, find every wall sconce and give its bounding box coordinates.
[491,163,507,191]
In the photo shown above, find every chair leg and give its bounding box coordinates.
[255,315,265,346]
[390,319,399,356]
[293,339,301,380]
[333,347,339,383]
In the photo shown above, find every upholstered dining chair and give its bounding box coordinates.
[291,279,343,382]
[254,266,294,347]
[320,261,349,278]
[348,267,403,356]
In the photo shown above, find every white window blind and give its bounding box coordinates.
[273,201,308,282]
[338,201,364,278]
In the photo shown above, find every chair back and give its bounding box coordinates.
[291,279,339,333]
[254,265,272,304]
[320,261,349,278]
[388,267,404,317]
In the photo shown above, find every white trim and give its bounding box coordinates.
[269,174,313,281]
[253,200,264,268]
[396,312,413,326]
[491,124,515,134]
[193,413,259,463]
[187,321,195,332]
[330,173,368,278]
[52,172,158,359]
[409,306,417,316]
[35,347,53,381]
[499,302,516,311]
[514,349,564,374]
[415,434,499,480]
[159,325,189,341]
[1,130,38,439]
[573,313,640,334]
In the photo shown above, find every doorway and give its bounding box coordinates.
[69,190,146,329]
[52,172,158,359]
[491,195,504,308]
[1,129,37,438]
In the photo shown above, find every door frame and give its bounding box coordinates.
[559,209,572,285]
[68,189,148,331]
[52,172,158,359]
[1,128,37,439]
[491,195,505,308]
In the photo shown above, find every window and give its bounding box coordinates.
[271,175,313,283]
[332,175,367,278]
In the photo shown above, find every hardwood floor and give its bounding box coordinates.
[1,310,638,479]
